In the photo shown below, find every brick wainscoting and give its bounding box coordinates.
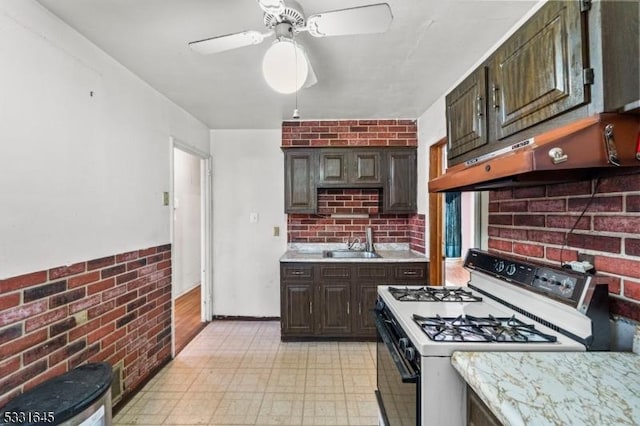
[487,174,640,321]
[282,119,425,253]
[0,244,172,407]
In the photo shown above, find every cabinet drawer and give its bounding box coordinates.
[281,264,314,280]
[356,265,387,279]
[393,264,427,281]
[319,265,351,279]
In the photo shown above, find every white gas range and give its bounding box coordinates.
[374,249,611,426]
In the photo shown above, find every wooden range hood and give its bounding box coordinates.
[429,114,640,193]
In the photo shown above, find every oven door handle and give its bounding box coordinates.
[374,314,419,383]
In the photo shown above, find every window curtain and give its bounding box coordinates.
[445,191,462,258]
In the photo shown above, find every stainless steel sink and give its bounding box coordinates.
[322,250,381,259]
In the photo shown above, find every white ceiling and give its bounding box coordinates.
[35,0,538,129]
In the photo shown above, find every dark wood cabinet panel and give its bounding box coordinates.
[467,386,501,426]
[281,282,314,335]
[351,151,382,185]
[384,149,417,213]
[446,67,489,161]
[284,147,415,213]
[318,150,348,186]
[284,150,316,213]
[352,283,378,336]
[492,0,587,140]
[318,283,352,335]
[281,261,428,340]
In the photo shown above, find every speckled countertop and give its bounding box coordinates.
[280,243,427,263]
[451,351,640,426]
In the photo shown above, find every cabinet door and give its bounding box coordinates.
[492,0,587,140]
[318,150,348,186]
[446,67,489,161]
[352,283,378,337]
[468,386,501,426]
[350,150,382,185]
[384,149,417,213]
[317,282,352,336]
[284,150,316,213]
[281,282,314,336]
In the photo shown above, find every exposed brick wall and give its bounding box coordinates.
[282,119,418,147]
[409,214,426,253]
[487,174,640,321]
[282,118,424,252]
[0,244,172,408]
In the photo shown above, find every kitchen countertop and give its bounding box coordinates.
[280,244,427,263]
[451,351,640,426]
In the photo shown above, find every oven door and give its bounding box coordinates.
[374,312,420,426]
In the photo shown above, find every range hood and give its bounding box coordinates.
[429,113,640,193]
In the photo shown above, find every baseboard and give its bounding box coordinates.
[112,355,172,416]
[212,315,280,321]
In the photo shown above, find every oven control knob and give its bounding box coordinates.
[495,260,505,272]
[399,337,409,350]
[404,347,416,361]
[506,264,517,276]
[375,300,385,311]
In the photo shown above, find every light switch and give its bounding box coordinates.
[249,212,259,223]
[273,226,280,236]
[163,192,170,206]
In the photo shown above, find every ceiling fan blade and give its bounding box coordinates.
[257,0,285,16]
[305,3,393,37]
[189,30,268,55]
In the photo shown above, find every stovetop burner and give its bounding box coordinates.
[388,286,482,302]
[412,314,558,343]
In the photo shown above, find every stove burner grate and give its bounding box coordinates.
[413,314,558,343]
[388,286,482,303]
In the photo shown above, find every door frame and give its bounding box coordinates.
[428,137,447,285]
[169,137,213,357]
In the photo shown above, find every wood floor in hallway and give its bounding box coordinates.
[175,285,206,355]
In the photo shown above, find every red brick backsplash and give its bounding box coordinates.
[282,119,418,147]
[487,174,640,321]
[0,244,172,408]
[288,189,425,253]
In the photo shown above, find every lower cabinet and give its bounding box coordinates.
[467,386,501,426]
[280,261,428,340]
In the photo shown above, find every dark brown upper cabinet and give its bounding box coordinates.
[318,149,382,187]
[284,149,316,213]
[446,67,489,160]
[384,149,417,213]
[492,0,587,140]
[445,0,639,167]
[284,147,416,214]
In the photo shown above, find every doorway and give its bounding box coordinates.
[429,139,479,286]
[170,138,213,356]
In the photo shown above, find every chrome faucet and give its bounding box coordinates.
[365,227,374,252]
[346,237,361,250]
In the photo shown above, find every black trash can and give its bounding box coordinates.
[1,362,113,426]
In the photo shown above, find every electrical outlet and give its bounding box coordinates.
[577,253,595,266]
[249,212,259,223]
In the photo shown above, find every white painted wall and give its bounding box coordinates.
[173,149,202,297]
[210,130,286,317]
[0,0,209,279]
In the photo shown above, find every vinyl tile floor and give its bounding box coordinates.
[114,321,378,426]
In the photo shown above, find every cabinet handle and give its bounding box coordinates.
[291,271,304,275]
[492,85,500,109]
[347,301,350,315]
[403,271,418,276]
[358,302,362,315]
[309,301,313,315]
[476,96,483,117]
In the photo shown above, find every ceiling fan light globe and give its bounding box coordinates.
[262,40,309,94]
[257,0,285,16]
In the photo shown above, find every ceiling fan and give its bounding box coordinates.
[188,0,393,94]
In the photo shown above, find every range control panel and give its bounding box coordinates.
[464,249,588,306]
